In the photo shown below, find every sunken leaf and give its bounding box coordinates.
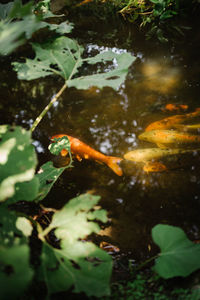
[39,194,112,297]
[152,224,200,278]
[0,125,37,202]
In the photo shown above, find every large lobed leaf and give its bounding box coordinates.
[39,194,112,297]
[152,224,200,278]
[13,36,135,90]
[13,37,83,80]
[0,125,37,202]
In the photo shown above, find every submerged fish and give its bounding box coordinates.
[124,147,200,162]
[145,108,200,132]
[162,103,188,112]
[174,123,200,132]
[139,130,200,148]
[51,134,123,176]
[143,161,167,173]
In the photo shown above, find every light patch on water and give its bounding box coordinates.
[140,59,180,94]
[32,140,45,153]
[99,139,112,153]
[86,44,128,55]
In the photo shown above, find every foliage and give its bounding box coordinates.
[12,35,135,131]
[0,0,73,55]
[35,161,67,202]
[0,205,34,299]
[105,273,199,300]
[13,36,135,90]
[152,224,200,278]
[0,126,112,298]
[0,125,37,202]
[39,194,112,297]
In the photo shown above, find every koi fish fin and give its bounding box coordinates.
[61,149,68,156]
[76,154,82,161]
[106,157,123,176]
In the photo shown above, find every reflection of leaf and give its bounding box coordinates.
[35,161,66,202]
[39,194,112,297]
[0,243,33,299]
[152,224,200,278]
[0,125,37,202]
[13,36,135,90]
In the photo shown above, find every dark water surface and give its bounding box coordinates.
[1,14,200,263]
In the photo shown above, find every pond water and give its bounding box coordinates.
[1,12,200,266]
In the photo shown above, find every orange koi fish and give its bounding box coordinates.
[145,108,200,132]
[162,103,188,112]
[76,0,93,6]
[51,134,123,176]
[139,130,200,148]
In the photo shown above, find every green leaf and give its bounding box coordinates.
[0,125,37,202]
[12,37,84,80]
[160,10,176,20]
[7,177,39,204]
[152,224,200,278]
[35,161,66,202]
[0,1,73,56]
[0,206,23,245]
[44,21,73,34]
[39,194,112,297]
[0,242,33,299]
[13,36,135,90]
[16,217,33,237]
[68,52,136,90]
[0,2,14,20]
[49,136,71,156]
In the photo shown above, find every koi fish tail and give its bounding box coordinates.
[106,157,123,176]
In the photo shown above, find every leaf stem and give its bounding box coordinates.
[135,254,158,271]
[30,82,67,132]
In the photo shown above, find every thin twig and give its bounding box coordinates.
[31,82,67,132]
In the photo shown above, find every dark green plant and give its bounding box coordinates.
[0,125,112,298]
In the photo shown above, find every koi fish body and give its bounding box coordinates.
[139,130,200,148]
[51,134,123,176]
[124,147,200,162]
[145,108,200,132]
